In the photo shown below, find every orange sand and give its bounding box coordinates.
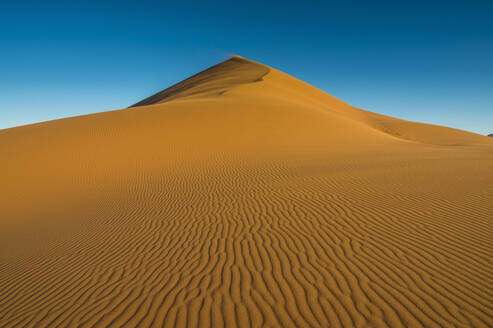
[1,56,492,327]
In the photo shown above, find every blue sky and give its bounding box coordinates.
[1,1,492,134]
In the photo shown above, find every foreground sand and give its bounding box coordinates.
[1,56,492,327]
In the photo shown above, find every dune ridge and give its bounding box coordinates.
[1,56,492,327]
[129,56,269,107]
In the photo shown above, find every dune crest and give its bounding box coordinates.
[130,56,269,107]
[1,56,492,328]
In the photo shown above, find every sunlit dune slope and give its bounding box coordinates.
[1,56,492,328]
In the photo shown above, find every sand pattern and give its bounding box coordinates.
[1,57,492,327]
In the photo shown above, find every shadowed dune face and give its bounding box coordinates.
[130,56,270,107]
[1,57,493,328]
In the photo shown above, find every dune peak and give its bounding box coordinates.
[129,55,269,107]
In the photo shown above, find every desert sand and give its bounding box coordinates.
[1,56,492,327]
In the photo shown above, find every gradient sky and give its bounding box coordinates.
[1,1,492,134]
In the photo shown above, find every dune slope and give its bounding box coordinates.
[1,56,493,328]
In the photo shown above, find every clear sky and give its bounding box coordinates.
[1,1,492,134]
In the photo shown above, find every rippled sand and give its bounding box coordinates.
[1,56,492,327]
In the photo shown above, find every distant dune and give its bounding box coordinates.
[1,56,492,327]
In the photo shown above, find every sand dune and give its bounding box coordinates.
[1,56,492,327]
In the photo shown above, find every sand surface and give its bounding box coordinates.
[1,56,493,327]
